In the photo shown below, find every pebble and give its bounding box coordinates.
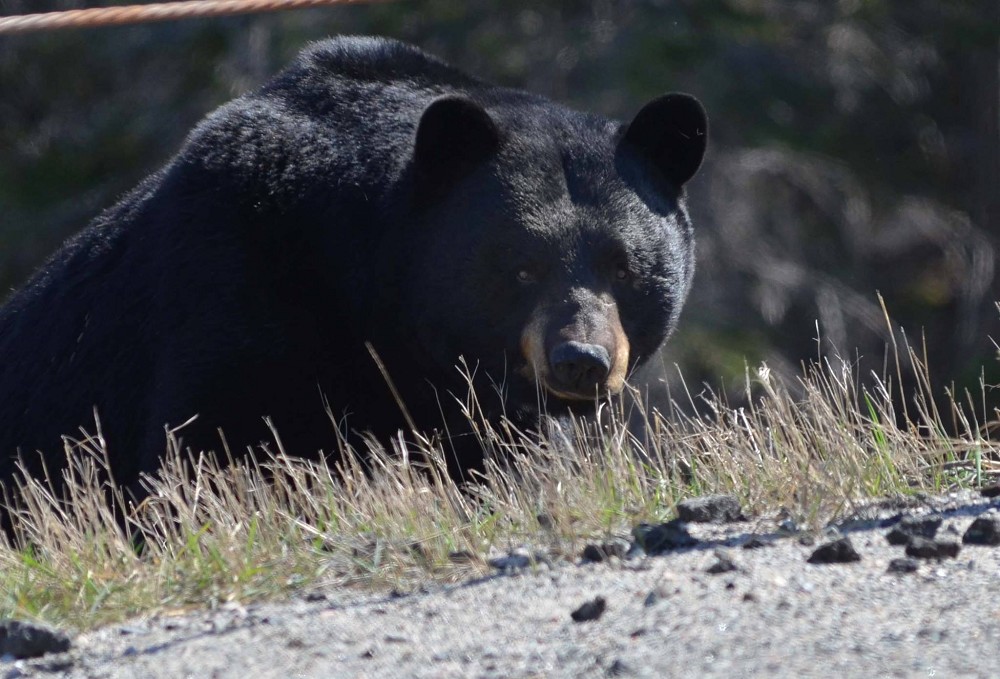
[885,515,942,545]
[631,520,698,555]
[962,517,1000,545]
[706,550,740,574]
[570,596,607,623]
[607,658,633,676]
[488,552,534,571]
[676,495,745,523]
[886,557,919,574]
[904,537,960,559]
[807,537,861,564]
[979,484,1000,498]
[0,620,71,660]
[581,541,628,563]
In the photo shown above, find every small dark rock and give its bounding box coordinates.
[643,589,662,607]
[885,515,942,545]
[887,557,919,574]
[631,520,698,555]
[0,620,71,659]
[607,658,633,676]
[488,553,533,571]
[570,596,607,623]
[536,513,554,530]
[905,536,960,559]
[303,591,327,603]
[797,534,816,547]
[581,541,628,563]
[979,484,1000,498]
[676,494,746,523]
[962,517,1000,546]
[807,537,861,564]
[706,550,739,574]
[742,536,771,550]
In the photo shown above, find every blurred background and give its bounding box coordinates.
[1,0,998,420]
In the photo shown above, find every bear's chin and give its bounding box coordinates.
[540,383,618,403]
[500,379,617,422]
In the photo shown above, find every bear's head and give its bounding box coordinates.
[403,92,707,419]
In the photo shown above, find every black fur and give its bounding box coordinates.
[0,36,707,493]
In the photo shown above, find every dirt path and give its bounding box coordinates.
[5,490,1000,678]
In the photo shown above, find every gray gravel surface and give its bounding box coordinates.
[5,490,1000,678]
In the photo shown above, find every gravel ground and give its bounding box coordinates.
[5,490,1000,678]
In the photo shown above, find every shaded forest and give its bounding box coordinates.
[1,0,997,417]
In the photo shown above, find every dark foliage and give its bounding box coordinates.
[2,0,997,417]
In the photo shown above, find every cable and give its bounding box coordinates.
[0,0,390,35]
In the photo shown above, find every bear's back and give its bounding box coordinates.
[252,36,544,141]
[292,36,484,90]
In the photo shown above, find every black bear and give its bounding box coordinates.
[0,36,706,494]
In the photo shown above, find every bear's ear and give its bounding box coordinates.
[413,96,500,197]
[621,93,707,189]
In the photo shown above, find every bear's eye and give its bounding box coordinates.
[516,269,535,284]
[614,264,632,283]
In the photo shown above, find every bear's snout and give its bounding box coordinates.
[549,341,611,396]
[519,295,631,401]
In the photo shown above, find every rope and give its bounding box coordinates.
[0,0,390,35]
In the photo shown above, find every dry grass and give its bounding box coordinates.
[1,328,997,631]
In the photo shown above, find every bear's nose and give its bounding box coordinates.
[549,341,612,396]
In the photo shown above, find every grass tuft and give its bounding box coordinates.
[2,328,997,630]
